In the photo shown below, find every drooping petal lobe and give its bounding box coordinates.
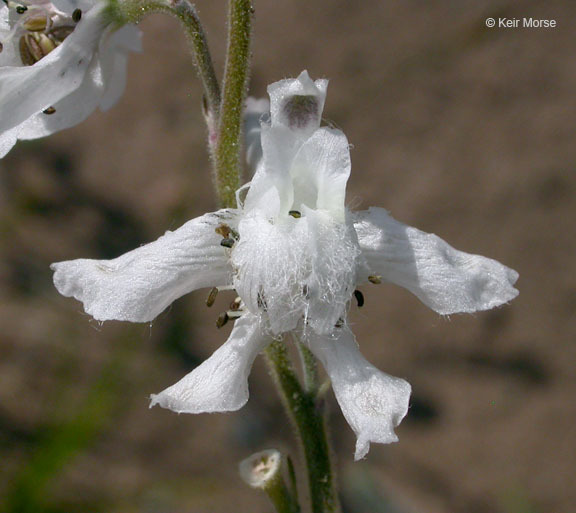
[308,328,411,460]
[51,210,237,322]
[354,207,519,315]
[150,314,267,413]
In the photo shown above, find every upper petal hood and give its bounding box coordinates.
[308,328,411,460]
[150,313,268,413]
[268,70,327,136]
[51,209,237,322]
[242,71,346,220]
[354,207,519,315]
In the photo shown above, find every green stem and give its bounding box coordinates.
[265,341,341,513]
[171,1,221,121]
[296,339,319,393]
[265,472,301,513]
[213,0,253,208]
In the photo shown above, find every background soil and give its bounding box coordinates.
[1,1,575,512]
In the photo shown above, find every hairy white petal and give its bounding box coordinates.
[308,328,411,460]
[51,210,237,322]
[232,210,359,336]
[354,207,519,315]
[150,314,267,413]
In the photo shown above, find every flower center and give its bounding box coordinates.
[1,0,81,65]
[231,210,360,336]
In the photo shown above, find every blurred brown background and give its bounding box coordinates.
[1,1,575,512]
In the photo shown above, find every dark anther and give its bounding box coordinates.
[302,284,310,299]
[220,238,235,248]
[368,275,382,284]
[216,312,229,329]
[335,318,344,328]
[43,106,56,115]
[229,297,241,311]
[353,289,364,308]
[16,4,27,13]
[72,8,82,22]
[0,42,3,53]
[215,223,231,238]
[206,287,218,307]
[289,210,301,218]
[257,290,268,311]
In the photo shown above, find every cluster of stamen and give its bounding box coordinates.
[206,287,244,329]
[216,222,239,249]
[207,223,246,328]
[2,1,81,61]
[1,0,83,114]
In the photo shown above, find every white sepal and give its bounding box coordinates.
[354,207,519,315]
[51,210,237,322]
[150,314,267,413]
[308,328,411,460]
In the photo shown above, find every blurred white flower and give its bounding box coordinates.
[0,0,140,157]
[51,71,519,459]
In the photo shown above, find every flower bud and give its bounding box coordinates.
[239,449,282,490]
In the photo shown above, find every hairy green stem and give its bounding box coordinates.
[265,471,301,513]
[213,0,253,208]
[265,341,341,513]
[297,340,319,394]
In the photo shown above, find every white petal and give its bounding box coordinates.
[243,96,269,174]
[268,70,327,136]
[308,328,411,460]
[150,313,267,413]
[0,124,18,158]
[232,210,359,336]
[98,24,142,111]
[52,0,95,13]
[354,207,519,315]
[15,55,104,140]
[242,124,296,217]
[6,24,141,144]
[51,210,237,322]
[290,127,351,220]
[0,3,105,133]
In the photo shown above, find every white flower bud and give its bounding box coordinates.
[239,449,283,490]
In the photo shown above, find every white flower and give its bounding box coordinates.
[50,71,519,460]
[0,0,141,158]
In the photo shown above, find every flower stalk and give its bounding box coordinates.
[213,0,253,208]
[265,341,341,513]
